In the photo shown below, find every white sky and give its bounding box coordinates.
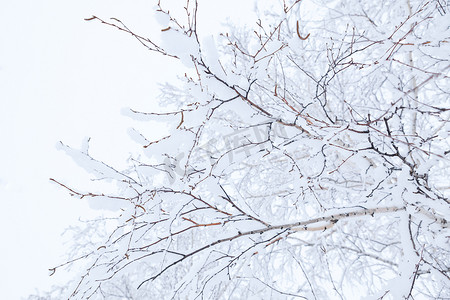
[0,1,255,299]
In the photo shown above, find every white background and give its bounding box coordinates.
[0,0,255,298]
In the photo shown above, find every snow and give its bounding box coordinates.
[3,0,448,299]
[202,35,226,77]
[161,29,199,68]
[154,10,170,27]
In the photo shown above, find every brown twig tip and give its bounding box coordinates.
[136,204,147,212]
[296,20,310,40]
[84,16,97,21]
[176,111,184,129]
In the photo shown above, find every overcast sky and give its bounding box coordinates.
[0,1,255,299]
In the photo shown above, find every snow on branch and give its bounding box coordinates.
[44,0,450,299]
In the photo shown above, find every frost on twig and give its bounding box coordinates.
[44,1,450,299]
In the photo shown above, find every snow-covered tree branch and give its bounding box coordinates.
[37,0,449,299]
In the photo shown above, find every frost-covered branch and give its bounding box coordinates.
[39,0,450,299]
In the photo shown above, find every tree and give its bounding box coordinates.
[41,0,449,299]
